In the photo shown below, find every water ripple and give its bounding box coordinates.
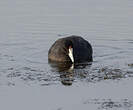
[3,64,133,86]
[84,99,133,110]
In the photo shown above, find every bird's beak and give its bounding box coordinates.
[68,47,74,63]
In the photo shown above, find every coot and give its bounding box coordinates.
[48,35,93,63]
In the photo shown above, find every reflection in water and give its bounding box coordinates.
[48,59,133,86]
[48,60,74,86]
[48,60,92,86]
[60,65,74,86]
[3,63,133,86]
[84,99,133,110]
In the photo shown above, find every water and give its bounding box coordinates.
[0,0,133,110]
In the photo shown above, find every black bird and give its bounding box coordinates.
[48,35,93,63]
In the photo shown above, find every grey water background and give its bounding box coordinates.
[0,0,133,110]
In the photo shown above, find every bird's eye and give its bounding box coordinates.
[69,45,72,49]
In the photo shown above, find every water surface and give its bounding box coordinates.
[0,0,133,110]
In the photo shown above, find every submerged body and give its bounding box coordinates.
[48,35,93,63]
